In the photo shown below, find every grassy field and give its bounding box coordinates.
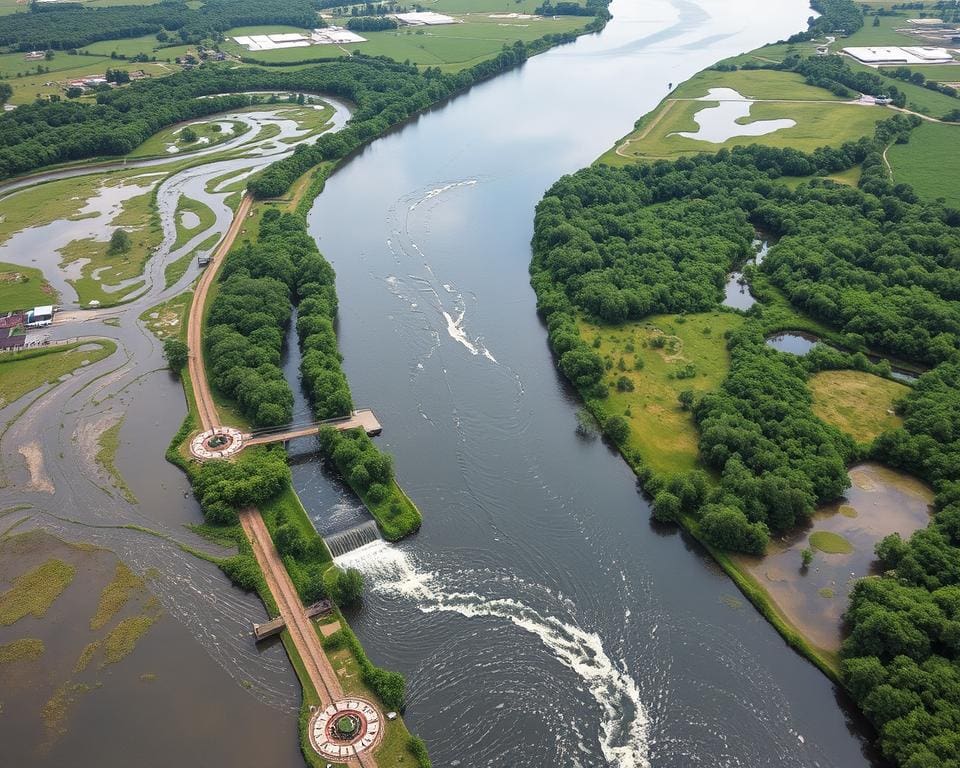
[0,262,56,312]
[0,340,116,408]
[841,12,925,47]
[2,59,178,105]
[605,98,888,164]
[888,120,960,208]
[173,196,217,250]
[0,50,109,78]
[140,291,192,341]
[671,68,845,101]
[579,311,743,475]
[809,530,854,555]
[226,15,590,71]
[80,34,196,60]
[808,369,907,445]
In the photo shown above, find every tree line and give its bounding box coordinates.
[0,0,322,52]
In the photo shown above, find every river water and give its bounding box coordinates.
[296,0,886,765]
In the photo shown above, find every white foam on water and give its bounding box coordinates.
[442,308,480,356]
[337,541,650,767]
[409,179,477,211]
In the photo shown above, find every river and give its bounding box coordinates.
[292,0,886,765]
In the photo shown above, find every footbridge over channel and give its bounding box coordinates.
[189,409,382,460]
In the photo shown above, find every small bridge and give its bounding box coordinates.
[324,520,381,559]
[244,409,383,447]
[253,598,333,641]
[190,409,382,460]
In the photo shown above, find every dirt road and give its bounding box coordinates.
[187,193,253,432]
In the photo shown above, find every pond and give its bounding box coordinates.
[736,463,933,652]
[765,330,820,355]
[674,88,796,144]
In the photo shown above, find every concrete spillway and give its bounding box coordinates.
[324,520,381,559]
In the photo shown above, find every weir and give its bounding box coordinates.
[324,520,382,559]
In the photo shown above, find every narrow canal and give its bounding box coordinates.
[291,0,889,765]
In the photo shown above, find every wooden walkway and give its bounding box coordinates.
[243,409,382,447]
[253,599,333,641]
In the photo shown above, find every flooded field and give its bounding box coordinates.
[738,463,933,652]
[0,530,301,767]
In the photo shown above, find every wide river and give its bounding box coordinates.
[287,0,886,765]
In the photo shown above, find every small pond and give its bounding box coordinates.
[675,88,796,144]
[722,238,768,310]
[765,330,820,355]
[737,463,933,652]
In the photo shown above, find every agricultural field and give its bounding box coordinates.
[225,15,591,71]
[808,369,908,445]
[887,120,960,208]
[579,311,743,475]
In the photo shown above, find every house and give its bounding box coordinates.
[24,51,45,61]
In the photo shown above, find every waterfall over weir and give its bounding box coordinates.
[324,520,382,559]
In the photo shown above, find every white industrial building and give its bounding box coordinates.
[392,11,458,26]
[842,45,956,65]
[311,27,368,45]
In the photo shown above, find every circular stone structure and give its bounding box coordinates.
[310,698,383,760]
[189,427,244,460]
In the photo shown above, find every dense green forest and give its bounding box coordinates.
[0,0,322,52]
[531,114,960,764]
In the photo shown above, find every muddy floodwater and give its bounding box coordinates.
[0,530,300,767]
[738,463,933,652]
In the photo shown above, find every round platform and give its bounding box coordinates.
[189,427,244,459]
[310,698,383,761]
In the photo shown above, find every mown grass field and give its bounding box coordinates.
[579,311,743,475]
[0,50,110,78]
[888,120,960,208]
[808,369,907,445]
[605,98,887,164]
[0,340,116,408]
[670,68,845,101]
[226,15,590,71]
[80,33,195,60]
[841,12,925,47]
[0,261,56,311]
